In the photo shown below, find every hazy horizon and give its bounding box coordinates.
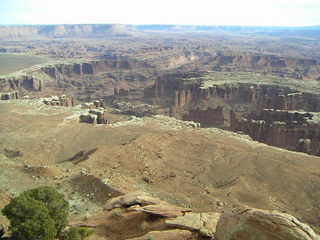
[1,0,320,27]
[0,23,319,28]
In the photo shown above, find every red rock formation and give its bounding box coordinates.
[148,72,320,128]
[73,192,320,240]
[147,72,320,155]
[0,55,154,98]
[41,57,149,80]
[216,208,319,240]
[231,109,320,155]
[183,107,225,127]
[209,52,320,80]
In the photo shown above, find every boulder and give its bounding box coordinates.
[165,212,220,237]
[128,230,196,240]
[81,100,104,109]
[79,114,97,124]
[73,192,320,240]
[215,208,320,240]
[129,204,191,218]
[104,192,163,210]
[93,100,104,108]
[89,109,108,124]
[104,192,191,218]
[80,109,108,124]
[43,95,74,107]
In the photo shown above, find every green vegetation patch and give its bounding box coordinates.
[0,53,49,75]
[2,187,70,240]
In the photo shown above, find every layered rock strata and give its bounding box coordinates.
[206,52,320,80]
[146,71,320,154]
[231,109,320,155]
[72,192,320,240]
[0,56,154,99]
[216,208,320,240]
[148,73,320,126]
[0,75,43,92]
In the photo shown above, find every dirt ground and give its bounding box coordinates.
[1,100,320,238]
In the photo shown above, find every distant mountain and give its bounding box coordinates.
[1,24,320,39]
[0,24,139,39]
[136,24,320,37]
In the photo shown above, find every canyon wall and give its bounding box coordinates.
[0,75,43,92]
[148,72,320,126]
[146,72,320,155]
[41,56,152,79]
[188,52,320,80]
[0,56,155,100]
[231,109,320,155]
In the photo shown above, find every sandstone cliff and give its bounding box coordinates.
[199,52,320,80]
[145,71,320,155]
[0,75,43,92]
[0,55,154,99]
[231,109,320,156]
[147,72,320,127]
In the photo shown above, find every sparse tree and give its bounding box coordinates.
[19,186,69,235]
[2,195,56,240]
[2,186,70,240]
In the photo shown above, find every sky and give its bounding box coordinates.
[0,0,320,27]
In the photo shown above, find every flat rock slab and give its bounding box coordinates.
[127,230,196,240]
[215,208,320,240]
[104,192,163,210]
[130,204,191,218]
[165,212,221,237]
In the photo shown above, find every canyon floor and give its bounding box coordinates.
[1,99,320,239]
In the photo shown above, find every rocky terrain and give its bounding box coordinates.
[1,24,320,239]
[231,109,320,155]
[1,99,320,239]
[141,70,320,155]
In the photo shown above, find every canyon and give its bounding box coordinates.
[144,71,320,155]
[2,49,320,156]
[1,24,320,240]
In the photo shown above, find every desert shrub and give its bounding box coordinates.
[63,227,94,240]
[2,186,70,240]
[2,195,57,240]
[19,186,69,235]
[77,227,94,239]
[63,227,81,240]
